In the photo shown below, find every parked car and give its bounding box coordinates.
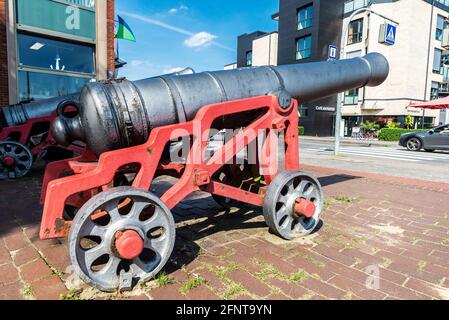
[399,124,449,152]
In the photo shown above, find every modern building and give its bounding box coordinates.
[340,0,449,136]
[236,31,278,68]
[0,0,116,106]
[234,0,347,136]
[234,0,449,136]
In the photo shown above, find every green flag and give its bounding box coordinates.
[115,15,136,42]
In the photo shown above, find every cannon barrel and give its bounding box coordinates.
[52,53,389,155]
[0,93,79,129]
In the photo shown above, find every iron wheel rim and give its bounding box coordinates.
[263,171,323,240]
[68,187,176,292]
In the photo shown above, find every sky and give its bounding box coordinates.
[115,0,279,80]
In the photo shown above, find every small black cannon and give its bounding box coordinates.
[0,94,83,180]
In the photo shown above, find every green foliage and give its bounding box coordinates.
[360,121,380,130]
[386,122,401,129]
[179,276,207,295]
[154,271,174,288]
[379,128,427,141]
[404,115,414,129]
[298,126,305,136]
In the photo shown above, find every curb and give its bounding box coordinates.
[303,165,449,193]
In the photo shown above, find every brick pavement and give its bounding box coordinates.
[0,163,448,300]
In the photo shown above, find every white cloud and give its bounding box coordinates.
[163,67,186,74]
[184,32,217,48]
[119,11,234,52]
[130,60,153,67]
[168,5,188,14]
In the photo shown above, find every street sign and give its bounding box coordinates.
[328,45,338,60]
[379,23,397,46]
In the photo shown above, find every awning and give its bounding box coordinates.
[408,96,449,110]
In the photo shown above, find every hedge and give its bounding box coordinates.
[379,128,427,141]
[299,126,305,136]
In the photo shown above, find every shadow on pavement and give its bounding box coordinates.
[318,174,361,187]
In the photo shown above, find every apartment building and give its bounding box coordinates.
[0,0,115,106]
[233,0,346,136]
[341,0,449,136]
[237,31,278,68]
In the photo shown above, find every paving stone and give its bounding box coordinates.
[20,259,54,283]
[0,263,19,286]
[31,276,67,300]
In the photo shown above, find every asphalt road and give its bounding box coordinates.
[299,138,449,183]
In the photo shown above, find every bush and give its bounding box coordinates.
[379,128,427,141]
[298,126,305,136]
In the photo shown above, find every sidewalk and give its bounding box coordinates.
[300,135,399,147]
[1,164,448,300]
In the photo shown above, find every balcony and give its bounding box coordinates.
[344,0,370,15]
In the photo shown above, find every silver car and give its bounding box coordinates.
[399,124,449,152]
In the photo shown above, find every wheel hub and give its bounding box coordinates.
[294,198,316,218]
[114,230,144,260]
[2,156,15,167]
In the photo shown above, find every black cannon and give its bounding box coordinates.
[0,94,81,179]
[40,53,389,292]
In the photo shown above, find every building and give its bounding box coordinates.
[234,0,449,136]
[236,31,278,68]
[341,0,449,136]
[234,0,346,136]
[0,0,116,106]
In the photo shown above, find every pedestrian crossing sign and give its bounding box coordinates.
[379,23,397,46]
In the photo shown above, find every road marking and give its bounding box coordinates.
[306,149,420,162]
[304,147,449,163]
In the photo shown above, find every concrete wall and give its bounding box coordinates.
[252,32,278,66]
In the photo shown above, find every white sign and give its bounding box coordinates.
[328,45,338,60]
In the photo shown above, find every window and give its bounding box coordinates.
[246,50,253,66]
[344,0,370,14]
[18,33,95,75]
[299,106,309,118]
[433,48,443,74]
[296,35,312,60]
[431,82,440,101]
[436,15,445,41]
[298,5,313,30]
[18,70,91,102]
[348,19,363,45]
[344,89,359,105]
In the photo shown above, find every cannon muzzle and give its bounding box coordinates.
[52,53,389,155]
[0,93,79,129]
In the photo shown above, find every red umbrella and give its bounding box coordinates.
[407,96,449,110]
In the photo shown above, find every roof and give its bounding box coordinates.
[408,96,449,110]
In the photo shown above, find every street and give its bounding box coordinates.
[300,138,449,183]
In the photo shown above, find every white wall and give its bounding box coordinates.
[252,33,278,66]
[341,0,445,124]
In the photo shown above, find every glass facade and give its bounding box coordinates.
[296,35,312,60]
[18,70,91,101]
[18,33,95,74]
[297,5,313,30]
[13,0,97,102]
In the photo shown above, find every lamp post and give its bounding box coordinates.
[334,5,399,155]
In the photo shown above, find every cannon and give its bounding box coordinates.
[40,53,389,292]
[0,94,86,179]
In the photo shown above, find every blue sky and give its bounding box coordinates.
[115,0,279,80]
